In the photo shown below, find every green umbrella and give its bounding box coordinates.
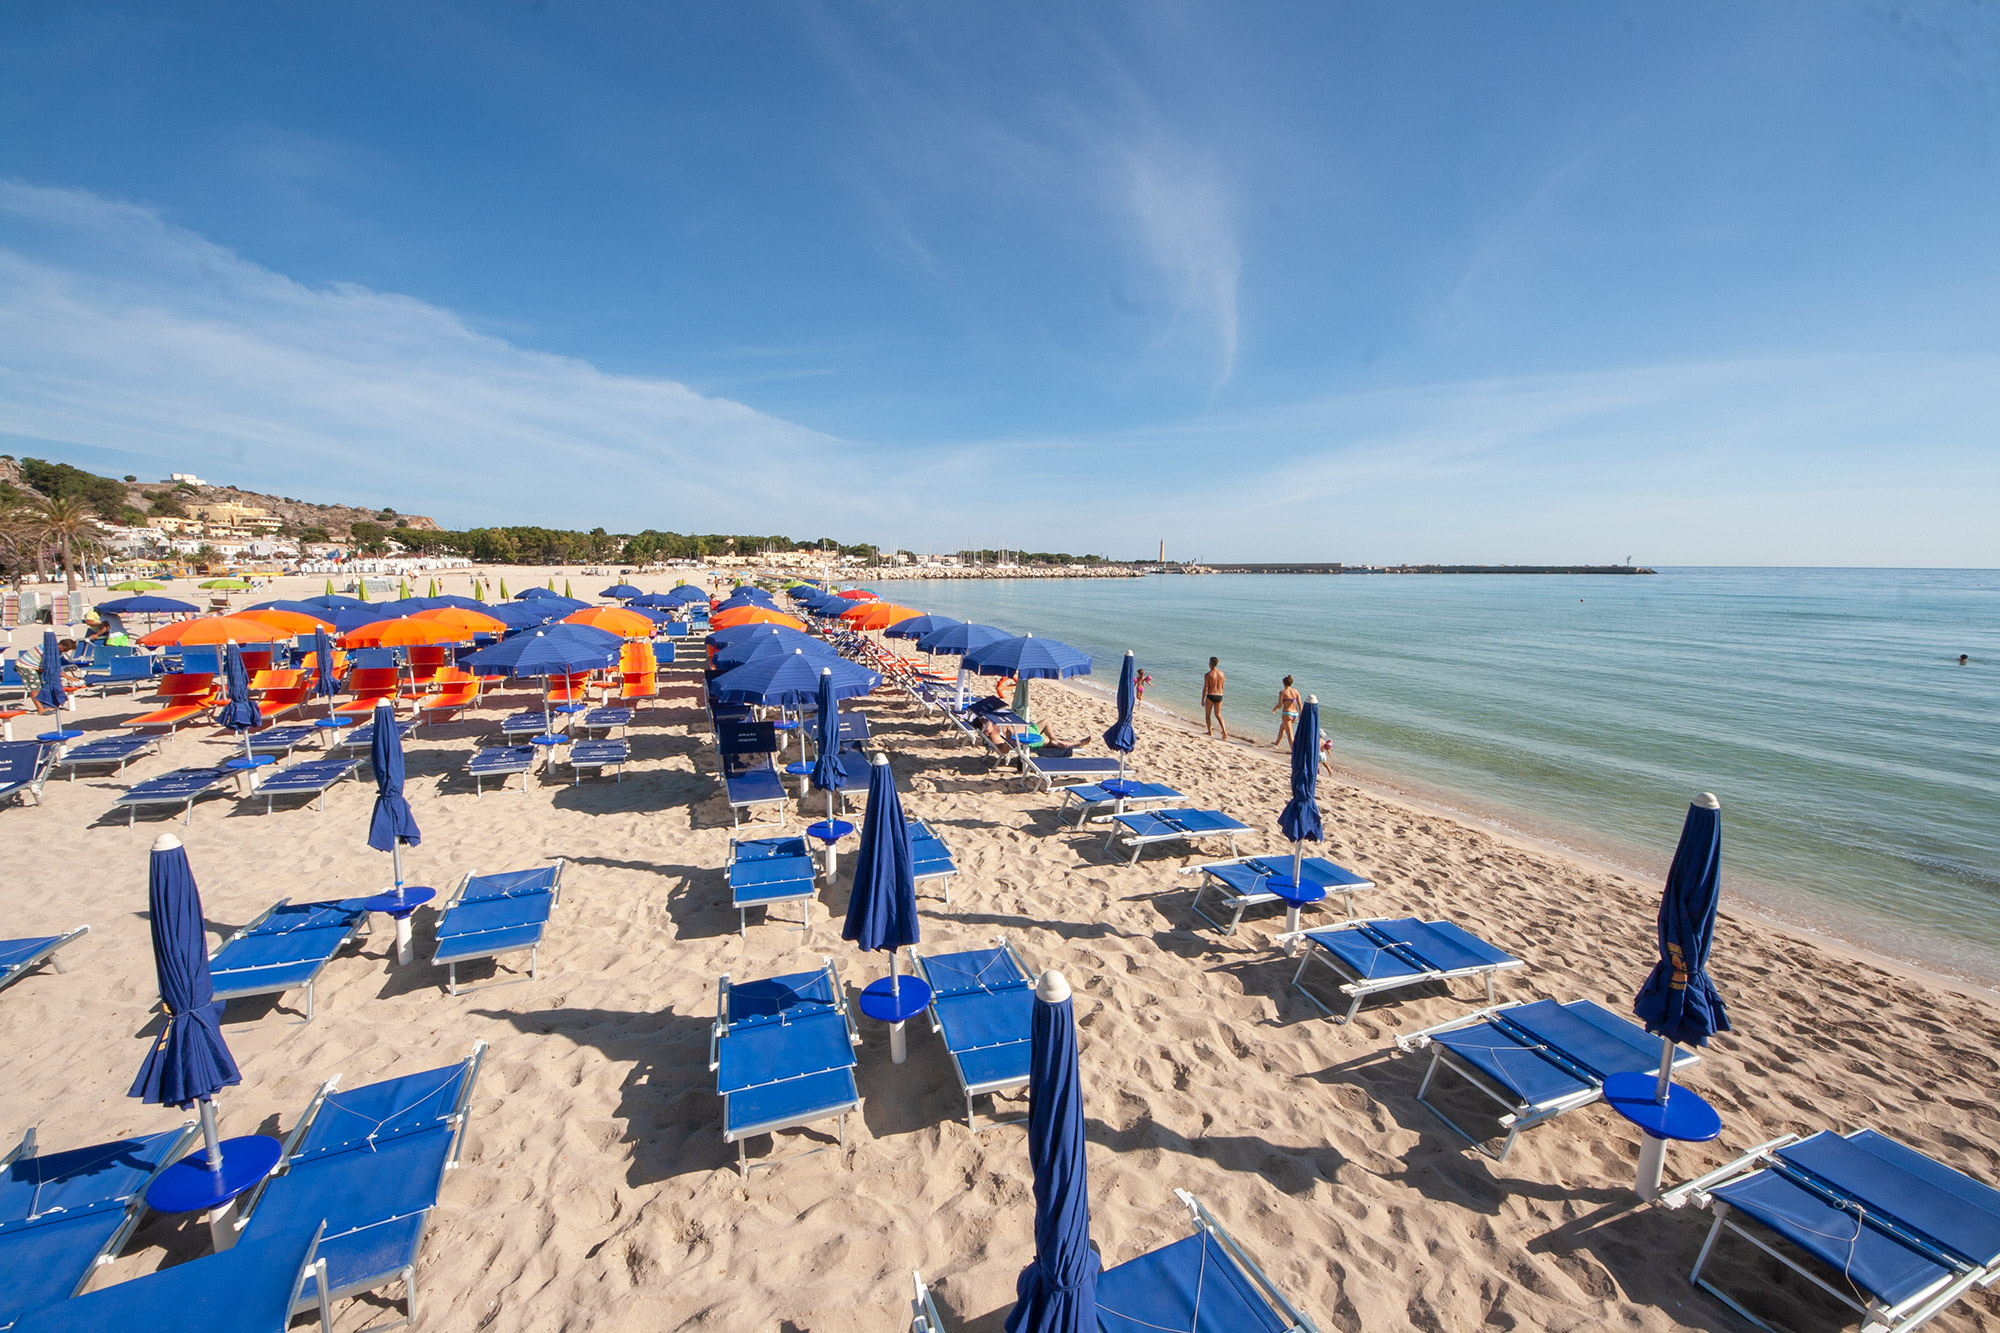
[427,578,438,598]
[358,581,370,602]
[199,577,249,590]
[546,577,555,591]
[499,578,509,599]
[563,579,573,598]
[324,578,336,597]
[472,579,486,602]
[111,579,166,592]
[398,578,411,599]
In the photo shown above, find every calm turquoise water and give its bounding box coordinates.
[884,571,2000,980]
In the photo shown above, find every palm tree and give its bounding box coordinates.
[28,493,96,593]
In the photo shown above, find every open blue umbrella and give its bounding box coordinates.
[480,601,560,631]
[963,633,1091,723]
[884,613,963,642]
[1634,793,1729,1083]
[33,629,67,724]
[218,642,261,760]
[1273,696,1325,939]
[310,626,339,717]
[1102,651,1137,772]
[129,834,241,1169]
[843,751,920,998]
[917,622,1011,657]
[714,632,839,673]
[600,584,644,600]
[706,623,818,653]
[809,667,847,827]
[465,623,621,731]
[663,585,709,605]
[97,594,200,615]
[303,593,368,611]
[709,650,879,708]
[1006,968,1098,1333]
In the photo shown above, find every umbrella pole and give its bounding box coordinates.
[888,950,907,1063]
[199,1095,224,1171]
[1284,840,1306,950]
[1653,1040,1675,1103]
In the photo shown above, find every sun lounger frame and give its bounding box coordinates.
[467,745,536,795]
[913,936,1036,1131]
[1182,854,1376,933]
[0,925,90,995]
[908,818,958,904]
[1018,750,1128,793]
[1277,917,1525,1023]
[50,734,159,781]
[1393,999,1698,1161]
[710,957,861,1176]
[727,837,818,939]
[563,738,629,784]
[255,757,361,813]
[431,860,565,995]
[1057,779,1183,826]
[207,898,368,1021]
[114,765,230,825]
[1105,807,1250,866]
[1656,1129,2000,1333]
[0,739,57,808]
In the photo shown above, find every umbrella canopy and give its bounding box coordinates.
[366,700,421,876]
[662,585,709,605]
[916,622,1011,657]
[33,630,66,714]
[625,592,680,610]
[515,586,567,602]
[303,594,369,611]
[842,752,920,954]
[237,607,335,635]
[835,589,878,601]
[884,613,963,641]
[1103,652,1137,757]
[1278,697,1323,848]
[464,624,621,679]
[367,597,445,618]
[424,594,491,612]
[1634,794,1730,1053]
[110,578,167,592]
[245,598,341,620]
[341,617,467,649]
[140,615,287,648]
[409,606,508,635]
[842,602,922,632]
[600,584,645,600]
[218,643,261,734]
[480,601,560,630]
[809,667,846,802]
[563,606,656,637]
[711,607,807,632]
[198,577,250,590]
[96,594,199,614]
[129,835,241,1111]
[963,634,1092,680]
[709,649,879,707]
[713,632,837,672]
[1006,969,1098,1332]
[706,623,820,652]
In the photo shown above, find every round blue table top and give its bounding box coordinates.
[773,719,799,730]
[857,975,933,1024]
[529,733,569,747]
[348,886,437,917]
[313,716,357,729]
[37,729,85,743]
[222,754,278,771]
[1601,1072,1722,1142]
[805,819,856,844]
[1100,777,1141,798]
[145,1133,282,1215]
[1264,876,1326,907]
[554,702,588,714]
[784,762,812,776]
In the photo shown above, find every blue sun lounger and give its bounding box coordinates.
[431,861,565,995]
[51,735,158,781]
[9,1223,331,1333]
[578,706,633,736]
[728,836,818,938]
[1279,917,1525,1023]
[0,1121,199,1330]
[908,819,958,903]
[498,710,555,742]
[1393,998,1699,1161]
[1106,808,1251,865]
[562,738,629,784]
[1057,780,1183,827]
[114,766,230,825]
[246,725,321,757]
[340,716,417,757]
[720,750,788,829]
[81,657,156,696]
[0,926,89,997]
[912,1190,1320,1333]
[208,900,369,1021]
[235,1045,486,1330]
[1019,750,1127,793]
[253,758,360,813]
[1184,855,1376,933]
[711,960,861,1176]
[913,939,1035,1131]
[1658,1128,2000,1333]
[0,740,55,809]
[467,745,536,795]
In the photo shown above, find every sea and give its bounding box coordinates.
[881,569,2000,985]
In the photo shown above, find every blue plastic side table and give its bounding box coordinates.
[806,818,856,876]
[857,973,933,1064]
[313,715,357,749]
[222,752,277,795]
[1603,1069,1721,1200]
[1266,872,1327,948]
[349,886,436,966]
[145,1132,282,1250]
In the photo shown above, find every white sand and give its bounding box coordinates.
[6,567,1999,1331]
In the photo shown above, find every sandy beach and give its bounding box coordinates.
[8,568,2000,1332]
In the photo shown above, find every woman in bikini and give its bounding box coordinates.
[1272,676,1301,748]
[1202,658,1228,739]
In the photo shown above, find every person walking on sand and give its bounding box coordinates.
[1272,676,1301,748]
[1202,657,1228,739]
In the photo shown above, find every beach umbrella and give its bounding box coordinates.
[366,700,423,961]
[322,606,388,634]
[410,606,508,635]
[713,633,837,674]
[427,578,439,598]
[600,584,644,600]
[563,579,574,598]
[465,623,622,730]
[303,594,368,611]
[664,585,708,605]
[472,579,486,602]
[843,602,921,632]
[423,594,493,612]
[129,834,242,1170]
[33,629,68,733]
[1005,968,1098,1333]
[357,581,370,602]
[236,607,334,635]
[884,613,963,641]
[218,643,261,761]
[499,578,509,599]
[709,649,879,708]
[1273,696,1325,943]
[481,601,561,631]
[199,577,250,591]
[963,634,1091,722]
[1103,651,1137,775]
[842,751,921,1051]
[809,666,847,828]
[562,606,655,638]
[626,592,677,610]
[310,626,339,717]
[111,579,167,592]
[325,578,336,598]
[140,615,287,648]
[916,622,1010,657]
[245,598,338,619]
[836,589,878,601]
[340,617,465,649]
[711,607,806,632]
[398,578,411,599]
[97,594,200,615]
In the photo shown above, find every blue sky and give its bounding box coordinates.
[1,2,1996,564]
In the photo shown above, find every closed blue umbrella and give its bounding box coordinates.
[842,751,920,999]
[1273,696,1325,938]
[366,700,421,891]
[809,667,847,826]
[1006,968,1098,1333]
[1633,794,1730,1085]
[1102,651,1136,771]
[33,629,67,721]
[129,834,241,1170]
[310,627,339,717]
[218,642,261,760]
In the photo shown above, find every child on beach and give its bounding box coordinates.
[1272,676,1301,748]
[1134,668,1151,704]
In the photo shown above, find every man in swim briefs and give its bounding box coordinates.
[1203,657,1228,739]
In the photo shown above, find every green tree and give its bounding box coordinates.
[349,521,389,555]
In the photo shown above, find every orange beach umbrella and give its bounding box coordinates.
[235,608,335,634]
[562,606,656,638]
[340,618,467,649]
[710,607,807,631]
[140,615,289,648]
[842,602,921,631]
[410,607,509,635]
